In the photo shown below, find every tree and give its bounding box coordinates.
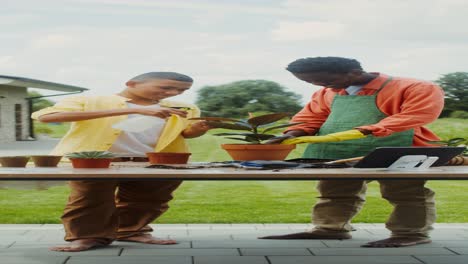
[435,72,468,117]
[195,80,303,118]
[27,91,54,112]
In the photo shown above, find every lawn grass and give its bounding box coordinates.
[0,118,466,224]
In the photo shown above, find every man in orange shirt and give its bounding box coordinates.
[260,56,444,247]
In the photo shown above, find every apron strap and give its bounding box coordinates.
[375,76,393,93]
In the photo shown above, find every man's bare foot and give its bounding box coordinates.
[117,234,177,245]
[361,237,432,248]
[49,238,109,252]
[259,230,352,240]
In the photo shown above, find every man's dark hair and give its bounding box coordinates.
[129,72,193,82]
[286,57,363,74]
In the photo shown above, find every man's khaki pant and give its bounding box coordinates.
[61,180,182,242]
[313,180,436,238]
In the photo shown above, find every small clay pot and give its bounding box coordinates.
[31,155,63,167]
[69,158,113,168]
[146,152,191,164]
[0,156,30,167]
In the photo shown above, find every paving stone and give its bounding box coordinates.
[122,248,240,256]
[193,240,326,248]
[268,256,422,264]
[322,240,468,248]
[240,248,312,256]
[194,256,268,264]
[446,247,468,254]
[310,247,455,256]
[111,241,191,249]
[177,235,232,241]
[415,255,468,264]
[0,256,68,264]
[67,256,191,264]
[150,224,188,230]
[186,224,212,229]
[0,245,121,256]
[0,230,29,236]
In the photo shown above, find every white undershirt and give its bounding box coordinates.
[109,103,166,157]
[345,85,364,95]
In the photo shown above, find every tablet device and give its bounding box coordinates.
[353,147,465,168]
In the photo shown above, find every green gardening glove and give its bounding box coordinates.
[281,129,367,145]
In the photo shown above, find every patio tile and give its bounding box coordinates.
[309,247,455,256]
[415,255,468,264]
[67,256,191,264]
[0,245,121,256]
[0,256,68,264]
[193,240,326,248]
[322,240,468,248]
[194,256,268,264]
[122,248,239,256]
[240,248,312,256]
[446,247,468,254]
[111,241,191,249]
[268,256,422,264]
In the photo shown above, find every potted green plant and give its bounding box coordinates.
[65,151,116,168]
[190,113,302,161]
[430,138,468,165]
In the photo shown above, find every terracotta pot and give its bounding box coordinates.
[221,144,296,161]
[0,156,30,167]
[146,152,191,164]
[446,155,468,166]
[69,158,113,168]
[31,155,62,167]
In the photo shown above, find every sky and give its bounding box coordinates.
[1,0,467,104]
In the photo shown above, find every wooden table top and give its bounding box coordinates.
[0,163,467,180]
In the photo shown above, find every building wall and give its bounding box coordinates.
[0,85,30,143]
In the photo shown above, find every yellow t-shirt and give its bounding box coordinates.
[31,95,200,155]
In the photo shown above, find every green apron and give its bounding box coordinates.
[303,77,414,159]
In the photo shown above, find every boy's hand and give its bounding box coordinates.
[133,107,188,118]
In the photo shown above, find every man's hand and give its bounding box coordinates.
[182,121,212,138]
[264,130,310,144]
[133,107,188,118]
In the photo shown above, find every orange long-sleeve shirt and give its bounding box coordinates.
[286,73,445,146]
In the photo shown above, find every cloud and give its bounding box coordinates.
[271,21,346,41]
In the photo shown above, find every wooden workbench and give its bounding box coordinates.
[0,163,467,180]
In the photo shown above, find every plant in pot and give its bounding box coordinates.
[190,113,303,161]
[430,138,468,165]
[65,151,116,168]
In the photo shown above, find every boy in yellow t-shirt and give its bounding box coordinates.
[32,72,210,252]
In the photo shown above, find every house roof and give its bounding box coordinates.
[0,75,89,92]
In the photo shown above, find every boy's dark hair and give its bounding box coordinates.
[130,72,193,82]
[286,57,363,74]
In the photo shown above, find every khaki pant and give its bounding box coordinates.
[313,180,436,238]
[61,180,182,242]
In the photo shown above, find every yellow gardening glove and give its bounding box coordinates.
[281,129,367,145]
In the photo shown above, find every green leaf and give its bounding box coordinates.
[65,151,116,159]
[189,117,241,122]
[205,121,252,131]
[262,122,305,133]
[247,113,289,127]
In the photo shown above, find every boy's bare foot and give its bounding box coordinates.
[259,229,352,240]
[117,234,177,245]
[361,237,432,248]
[49,238,109,252]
